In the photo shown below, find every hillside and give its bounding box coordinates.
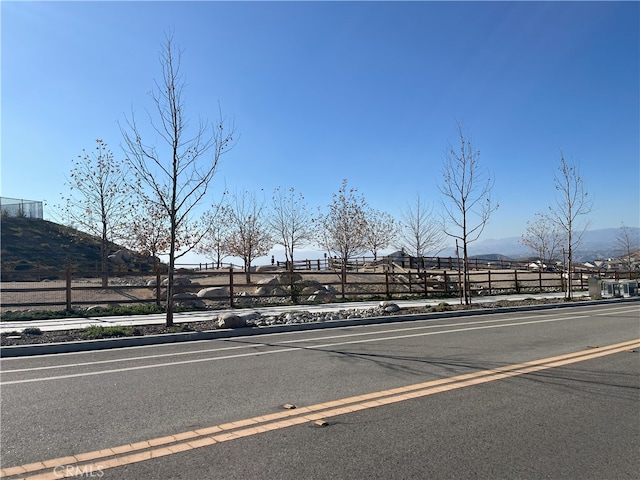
[0,217,155,279]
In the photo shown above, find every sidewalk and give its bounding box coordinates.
[0,292,574,334]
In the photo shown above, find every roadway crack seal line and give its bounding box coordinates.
[2,339,638,480]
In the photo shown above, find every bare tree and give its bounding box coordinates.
[121,36,235,325]
[58,139,131,287]
[196,205,233,269]
[269,186,314,268]
[521,212,564,270]
[615,224,639,275]
[123,198,169,270]
[316,179,368,295]
[398,194,444,269]
[548,152,593,299]
[439,123,497,304]
[363,208,399,264]
[225,190,273,283]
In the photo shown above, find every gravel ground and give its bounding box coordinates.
[0,298,567,346]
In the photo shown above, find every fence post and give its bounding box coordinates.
[317,259,321,270]
[488,270,492,295]
[155,267,162,306]
[514,270,519,293]
[539,269,542,292]
[443,270,448,295]
[66,264,72,312]
[424,274,428,298]
[385,271,390,300]
[229,266,234,308]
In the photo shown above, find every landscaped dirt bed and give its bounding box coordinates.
[0,297,568,346]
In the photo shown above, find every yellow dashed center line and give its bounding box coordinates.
[2,339,638,480]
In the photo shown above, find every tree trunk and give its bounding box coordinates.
[101,237,108,288]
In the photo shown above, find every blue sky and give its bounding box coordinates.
[2,1,639,258]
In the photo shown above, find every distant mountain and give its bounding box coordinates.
[442,227,640,262]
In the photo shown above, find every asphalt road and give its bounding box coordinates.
[1,302,638,479]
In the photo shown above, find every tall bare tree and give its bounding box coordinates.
[269,186,314,268]
[398,194,444,268]
[196,204,233,269]
[521,212,564,270]
[615,224,639,275]
[316,179,368,294]
[225,190,273,283]
[548,152,593,299]
[439,122,497,304]
[363,208,399,264]
[59,139,131,286]
[121,36,235,325]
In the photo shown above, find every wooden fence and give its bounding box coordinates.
[1,266,617,315]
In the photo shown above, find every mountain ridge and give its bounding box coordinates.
[461,227,640,261]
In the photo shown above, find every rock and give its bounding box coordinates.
[276,272,303,285]
[173,292,197,300]
[197,286,229,299]
[254,286,271,295]
[176,298,206,309]
[257,277,280,286]
[161,277,191,287]
[307,290,335,302]
[271,287,287,297]
[217,313,247,329]
[234,291,253,305]
[237,311,261,323]
[256,265,280,272]
[378,301,400,312]
[108,249,134,265]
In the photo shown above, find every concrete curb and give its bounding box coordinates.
[1,297,638,357]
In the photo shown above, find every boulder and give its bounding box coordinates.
[307,290,335,302]
[256,265,280,272]
[173,292,197,300]
[384,303,400,313]
[271,287,287,297]
[197,286,229,299]
[276,272,303,285]
[161,277,192,287]
[257,277,280,286]
[217,312,247,329]
[237,311,261,323]
[255,286,272,296]
[108,249,134,265]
